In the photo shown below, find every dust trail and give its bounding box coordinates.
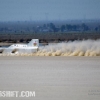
[35,39,100,56]
[0,39,100,56]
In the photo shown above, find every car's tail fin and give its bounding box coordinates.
[27,39,39,47]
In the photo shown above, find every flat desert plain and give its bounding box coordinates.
[0,56,100,100]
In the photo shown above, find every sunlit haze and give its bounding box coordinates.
[0,0,100,21]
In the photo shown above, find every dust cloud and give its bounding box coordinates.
[35,39,100,56]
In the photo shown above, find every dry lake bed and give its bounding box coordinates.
[0,56,100,100]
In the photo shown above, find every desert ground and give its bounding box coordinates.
[0,56,100,100]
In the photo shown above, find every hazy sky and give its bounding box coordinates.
[0,0,100,21]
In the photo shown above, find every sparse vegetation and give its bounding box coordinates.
[0,20,100,45]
